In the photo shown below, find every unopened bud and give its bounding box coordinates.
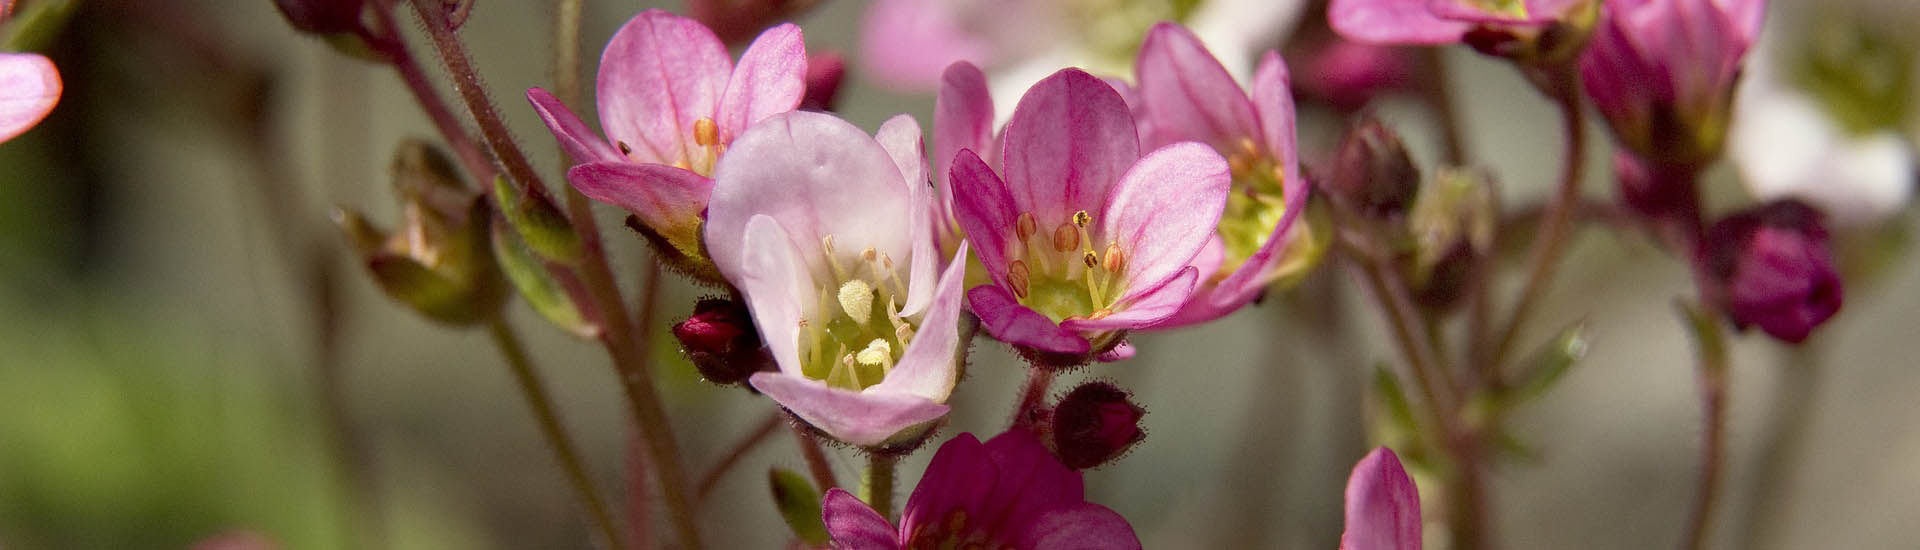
[1330,116,1419,218]
[273,0,367,35]
[1050,381,1145,469]
[1697,200,1844,343]
[673,298,772,385]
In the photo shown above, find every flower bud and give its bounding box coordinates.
[800,51,846,112]
[1579,0,1756,166]
[673,297,772,385]
[272,0,367,35]
[1329,116,1419,218]
[1404,168,1495,312]
[1697,200,1843,343]
[1050,381,1145,470]
[336,140,505,326]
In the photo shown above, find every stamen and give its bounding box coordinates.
[1238,137,1259,158]
[1072,210,1092,227]
[855,339,893,370]
[837,280,874,325]
[1008,260,1032,300]
[1089,308,1113,320]
[693,118,720,147]
[1081,250,1099,268]
[1051,222,1079,252]
[1016,212,1039,241]
[1102,243,1125,273]
[822,235,848,281]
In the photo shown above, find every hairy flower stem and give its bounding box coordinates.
[867,454,898,522]
[1487,77,1588,374]
[792,424,840,492]
[488,316,628,550]
[1011,366,1058,430]
[695,412,785,502]
[1680,303,1731,550]
[402,3,704,548]
[364,0,495,186]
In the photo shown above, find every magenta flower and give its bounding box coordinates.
[527,10,805,280]
[951,68,1229,363]
[1697,200,1842,344]
[1579,0,1764,165]
[704,110,969,448]
[0,52,60,144]
[1130,23,1310,327]
[1342,447,1423,550]
[1329,0,1587,45]
[821,430,1142,550]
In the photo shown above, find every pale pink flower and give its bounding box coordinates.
[0,52,60,143]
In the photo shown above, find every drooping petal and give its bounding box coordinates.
[870,242,968,402]
[716,23,807,142]
[1061,267,1198,332]
[566,162,712,242]
[0,53,60,143]
[949,149,1022,289]
[1329,0,1471,45]
[526,88,621,164]
[859,0,993,90]
[738,216,812,378]
[596,10,732,166]
[1135,23,1259,151]
[822,488,905,550]
[1098,142,1230,301]
[749,373,951,448]
[1341,447,1423,550]
[899,433,998,538]
[1001,69,1141,226]
[967,285,1091,356]
[875,114,940,316]
[1015,504,1144,550]
[706,111,913,285]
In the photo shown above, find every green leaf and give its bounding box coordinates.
[769,468,829,547]
[492,176,584,265]
[491,221,598,339]
[1506,321,1590,406]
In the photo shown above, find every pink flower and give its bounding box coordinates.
[931,60,997,258]
[0,52,60,143]
[950,68,1229,364]
[704,110,969,448]
[1579,0,1764,165]
[1330,0,1587,45]
[526,10,805,280]
[1342,447,1423,550]
[1697,200,1842,344]
[1129,23,1311,327]
[820,430,1142,550]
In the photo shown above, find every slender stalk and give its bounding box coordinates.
[1422,47,1468,166]
[1010,366,1058,430]
[866,454,898,522]
[696,412,786,502]
[406,0,554,202]
[551,0,584,107]
[364,0,495,184]
[1337,230,1454,419]
[1488,78,1588,372]
[487,316,627,550]
[1679,304,1731,550]
[792,424,839,492]
[1738,344,1824,550]
[626,429,654,550]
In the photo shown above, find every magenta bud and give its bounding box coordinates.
[673,298,771,384]
[1330,116,1419,218]
[1050,381,1145,470]
[1698,200,1844,343]
[800,51,846,112]
[272,0,367,35]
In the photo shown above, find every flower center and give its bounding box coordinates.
[616,117,728,177]
[1215,138,1291,281]
[799,236,916,391]
[1004,210,1127,323]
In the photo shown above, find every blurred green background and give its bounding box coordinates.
[1,0,1917,549]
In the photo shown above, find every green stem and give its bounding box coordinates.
[1738,344,1824,550]
[488,316,627,550]
[1422,47,1469,166]
[1679,303,1731,550]
[866,454,898,523]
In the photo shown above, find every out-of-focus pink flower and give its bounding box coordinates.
[1130,23,1310,327]
[1341,447,1423,550]
[0,52,60,144]
[800,51,847,112]
[1579,0,1765,165]
[704,110,969,449]
[1697,200,1843,344]
[950,68,1229,365]
[1296,37,1419,111]
[1330,0,1587,45]
[820,430,1142,550]
[526,10,805,281]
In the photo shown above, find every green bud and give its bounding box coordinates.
[768,468,829,547]
[493,176,585,266]
[335,142,506,326]
[490,220,600,339]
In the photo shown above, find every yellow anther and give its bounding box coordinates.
[1008,260,1031,300]
[1016,212,1039,241]
[1072,210,1092,227]
[1051,222,1079,252]
[693,118,720,147]
[1228,153,1252,176]
[837,280,874,325]
[854,339,892,367]
[1238,137,1259,157]
[1102,243,1125,272]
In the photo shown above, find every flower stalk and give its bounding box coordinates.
[1486,75,1587,373]
[1679,302,1731,550]
[487,316,627,550]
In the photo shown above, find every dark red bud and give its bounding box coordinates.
[1051,382,1145,470]
[1330,116,1419,218]
[801,52,847,112]
[1698,200,1843,343]
[673,298,771,384]
[272,0,367,35]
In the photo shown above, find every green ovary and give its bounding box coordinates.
[1026,278,1101,324]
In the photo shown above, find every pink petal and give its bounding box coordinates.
[859,0,992,90]
[875,114,939,316]
[899,433,999,537]
[934,61,996,211]
[1329,0,1471,45]
[1061,267,1198,332]
[981,430,1086,523]
[0,53,60,143]
[1341,447,1423,550]
[948,149,1021,289]
[738,216,811,378]
[1200,51,1312,309]
[967,285,1090,356]
[1001,69,1141,227]
[1135,23,1259,152]
[717,23,807,142]
[566,161,712,238]
[526,87,621,164]
[822,488,905,550]
[869,242,968,402]
[596,10,732,166]
[1098,142,1230,301]
[705,111,913,286]
[748,372,951,447]
[1015,504,1144,550]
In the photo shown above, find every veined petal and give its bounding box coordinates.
[527,88,621,164]
[949,149,1021,289]
[822,488,904,550]
[1329,0,1471,45]
[1341,447,1423,550]
[0,53,60,143]
[1001,69,1141,226]
[739,216,812,378]
[870,242,968,402]
[1099,142,1230,299]
[717,23,807,142]
[706,111,913,285]
[968,285,1090,355]
[1061,267,1197,332]
[749,372,950,448]
[596,10,731,166]
[1252,51,1305,196]
[899,433,998,538]
[566,162,712,240]
[1015,504,1144,550]
[1136,23,1258,151]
